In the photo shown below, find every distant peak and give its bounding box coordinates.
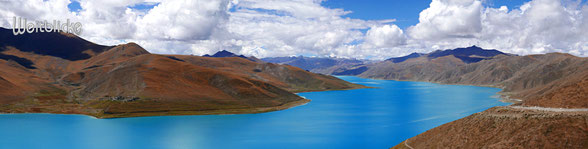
[207,50,243,58]
[427,46,509,63]
[125,42,140,46]
[116,42,144,49]
[217,50,231,53]
[409,52,425,55]
[386,52,425,63]
[204,50,255,61]
[110,42,150,55]
[469,45,481,49]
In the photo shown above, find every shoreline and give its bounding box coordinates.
[358,76,523,104]
[96,98,312,119]
[293,84,375,93]
[0,98,311,119]
[390,105,588,148]
[343,76,526,148]
[0,83,369,119]
[95,84,374,118]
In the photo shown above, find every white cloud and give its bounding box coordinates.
[0,0,587,59]
[0,0,74,27]
[364,24,406,47]
[218,0,375,58]
[0,0,231,54]
[408,0,483,40]
[135,0,230,41]
[408,0,588,56]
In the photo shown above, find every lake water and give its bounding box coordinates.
[0,76,509,149]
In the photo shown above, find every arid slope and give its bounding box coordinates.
[392,106,588,149]
[381,49,588,148]
[0,28,364,118]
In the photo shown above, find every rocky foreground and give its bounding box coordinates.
[392,106,588,148]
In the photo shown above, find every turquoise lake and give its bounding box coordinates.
[0,76,510,149]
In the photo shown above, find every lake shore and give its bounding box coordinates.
[0,98,312,119]
[0,78,369,119]
[0,85,372,119]
[95,98,312,119]
[92,85,369,118]
[0,76,508,148]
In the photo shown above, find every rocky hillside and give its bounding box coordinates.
[341,47,588,108]
[377,47,588,148]
[261,46,588,149]
[357,46,507,80]
[175,55,361,93]
[0,27,364,118]
[392,106,588,149]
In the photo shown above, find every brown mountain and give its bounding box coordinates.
[364,48,588,148]
[392,106,588,149]
[258,46,587,148]
[352,48,588,108]
[0,28,364,118]
[358,54,467,80]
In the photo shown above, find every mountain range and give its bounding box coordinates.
[203,50,263,62]
[343,46,588,108]
[262,45,588,148]
[0,27,364,118]
[281,45,586,106]
[386,51,588,148]
[351,47,588,148]
[2,26,587,147]
[261,56,370,75]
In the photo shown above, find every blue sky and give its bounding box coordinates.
[321,0,531,29]
[67,1,82,12]
[11,0,585,59]
[68,1,160,13]
[68,0,533,29]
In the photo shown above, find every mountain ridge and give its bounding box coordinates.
[261,56,368,74]
[0,28,366,118]
[386,52,424,63]
[258,45,588,148]
[374,48,588,148]
[203,50,262,62]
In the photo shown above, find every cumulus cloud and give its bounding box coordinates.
[134,0,230,41]
[485,0,588,56]
[216,0,377,58]
[0,0,74,27]
[364,24,406,47]
[409,0,588,56]
[0,0,231,54]
[0,0,587,59]
[408,0,483,40]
